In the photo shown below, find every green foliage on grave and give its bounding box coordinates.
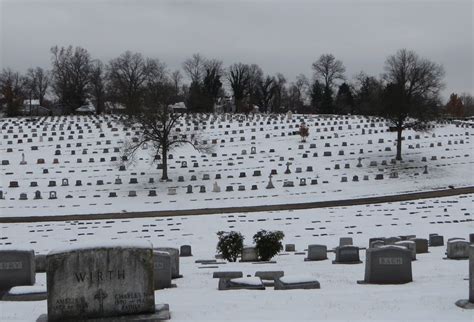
[253,230,285,261]
[216,231,244,262]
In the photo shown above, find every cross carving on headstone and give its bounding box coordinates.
[94,289,108,314]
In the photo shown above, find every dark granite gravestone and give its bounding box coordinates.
[305,244,327,261]
[153,251,172,290]
[40,241,170,321]
[155,247,181,278]
[358,246,412,284]
[455,245,474,309]
[241,247,258,262]
[394,241,416,260]
[180,245,192,257]
[0,249,35,290]
[35,254,47,273]
[333,246,362,264]
[447,240,470,259]
[285,244,295,252]
[429,235,444,247]
[410,238,429,254]
[339,237,353,247]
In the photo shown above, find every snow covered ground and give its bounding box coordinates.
[0,114,473,218]
[0,114,473,321]
[1,193,473,321]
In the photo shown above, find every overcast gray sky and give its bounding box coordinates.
[1,0,472,100]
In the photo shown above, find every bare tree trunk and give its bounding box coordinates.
[396,127,403,160]
[161,147,168,180]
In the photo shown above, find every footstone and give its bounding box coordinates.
[44,241,157,321]
[333,246,362,264]
[212,271,243,279]
[0,249,35,290]
[305,245,327,261]
[153,251,172,290]
[359,246,412,284]
[455,245,474,309]
[255,271,284,281]
[155,247,181,278]
[274,275,320,290]
[218,277,265,290]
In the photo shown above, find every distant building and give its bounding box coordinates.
[21,99,52,116]
[169,102,187,113]
[76,102,96,115]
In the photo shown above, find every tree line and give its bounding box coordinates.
[1,45,472,118]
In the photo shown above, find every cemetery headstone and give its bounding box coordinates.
[358,246,412,284]
[0,249,35,290]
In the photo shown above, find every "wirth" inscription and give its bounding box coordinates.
[74,270,125,283]
[378,257,403,265]
[0,261,23,270]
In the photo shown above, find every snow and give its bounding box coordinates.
[0,114,472,218]
[0,114,473,321]
[8,285,46,295]
[279,275,318,284]
[48,240,152,255]
[230,277,263,286]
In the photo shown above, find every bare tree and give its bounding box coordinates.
[227,63,251,113]
[50,45,92,113]
[202,59,223,112]
[460,93,474,116]
[312,54,346,90]
[122,79,212,180]
[170,70,183,98]
[272,73,287,112]
[182,53,205,84]
[0,68,26,116]
[107,51,160,115]
[381,49,445,160]
[25,67,50,106]
[257,75,275,112]
[89,60,106,114]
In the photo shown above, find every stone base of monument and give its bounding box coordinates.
[36,304,171,321]
[251,260,276,264]
[1,285,47,301]
[356,280,411,285]
[443,257,469,260]
[455,299,474,309]
[304,257,327,261]
[332,260,363,264]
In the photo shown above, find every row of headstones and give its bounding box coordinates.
[0,243,187,320]
[0,244,192,290]
[228,235,474,290]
